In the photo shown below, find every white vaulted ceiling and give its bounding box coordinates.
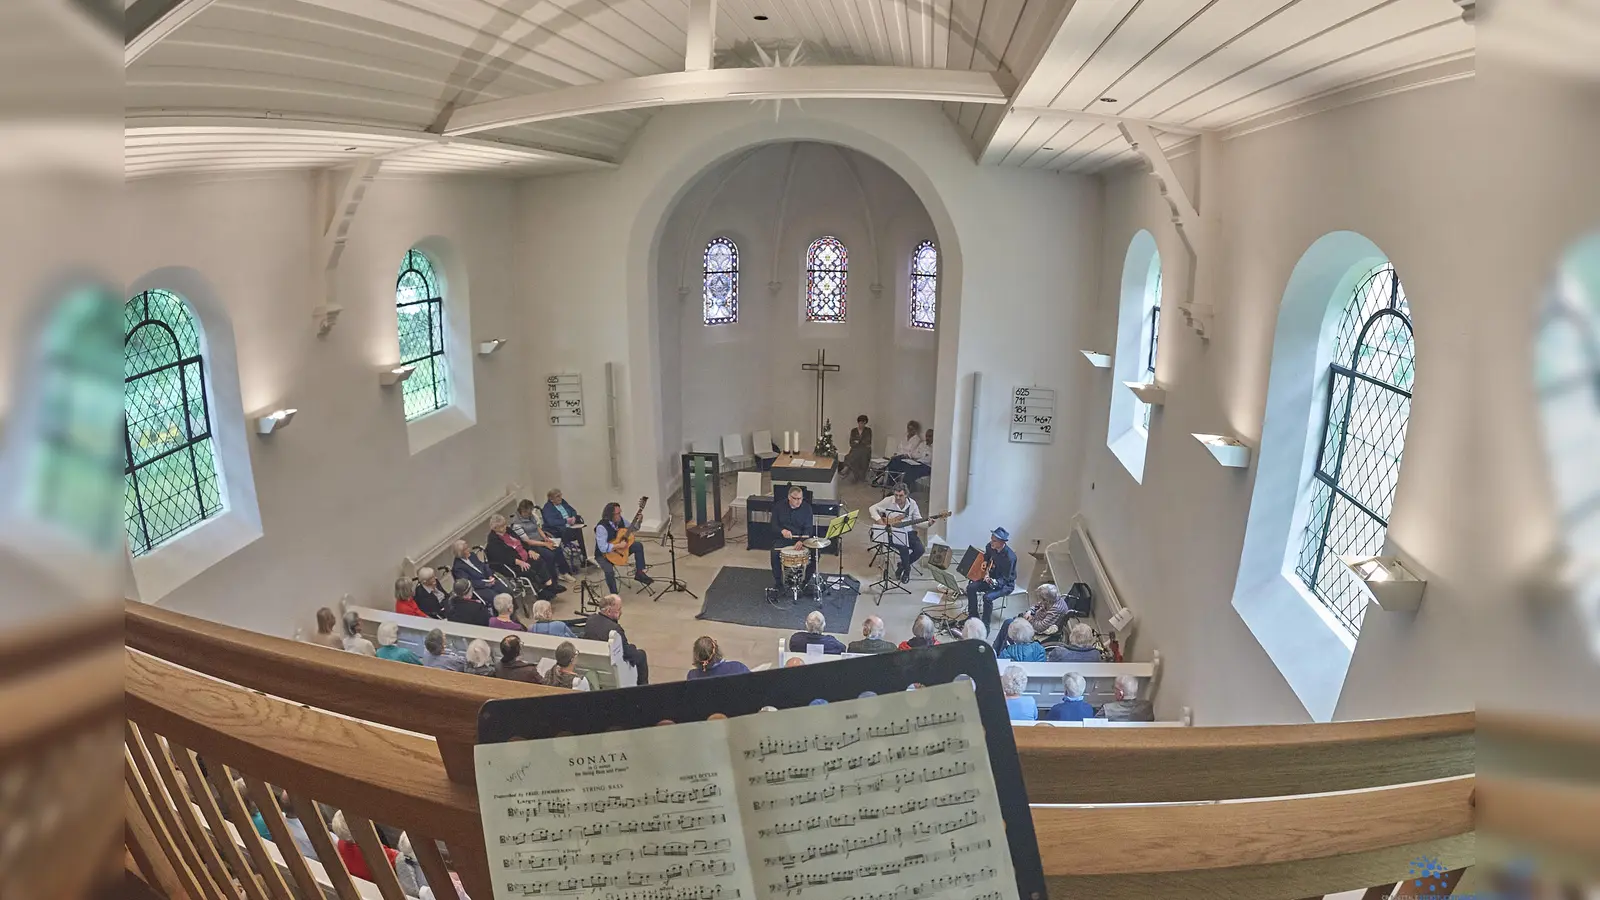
[124,0,1474,179]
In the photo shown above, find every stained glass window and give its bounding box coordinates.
[124,289,223,556]
[1137,262,1163,431]
[909,240,937,330]
[396,249,450,420]
[1295,263,1415,635]
[703,237,739,325]
[806,236,848,323]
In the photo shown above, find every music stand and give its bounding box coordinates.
[817,510,859,597]
[867,520,913,603]
[927,564,968,635]
[647,514,697,602]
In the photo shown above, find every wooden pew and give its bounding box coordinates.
[348,605,634,689]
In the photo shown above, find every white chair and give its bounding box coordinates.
[722,433,752,471]
[752,430,779,468]
[728,471,764,540]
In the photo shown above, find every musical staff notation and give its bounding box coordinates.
[500,811,728,845]
[507,785,721,818]
[741,712,965,762]
[745,738,970,785]
[510,839,734,873]
[505,859,734,895]
[753,790,980,839]
[763,844,995,895]
[760,811,985,868]
[748,762,976,811]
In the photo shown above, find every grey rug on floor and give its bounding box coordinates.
[695,566,860,633]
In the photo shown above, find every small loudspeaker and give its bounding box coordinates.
[686,522,725,557]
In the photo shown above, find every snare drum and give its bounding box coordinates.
[779,546,811,589]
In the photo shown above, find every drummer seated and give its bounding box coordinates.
[787,611,846,655]
[770,486,817,588]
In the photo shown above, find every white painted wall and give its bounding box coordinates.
[516,100,1099,560]
[655,141,938,469]
[1079,81,1480,724]
[116,172,531,635]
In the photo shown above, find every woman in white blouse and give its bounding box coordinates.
[886,420,930,490]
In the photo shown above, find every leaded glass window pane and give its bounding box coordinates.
[703,237,739,325]
[1295,263,1415,635]
[1138,263,1163,431]
[124,289,224,556]
[396,248,450,420]
[910,240,937,330]
[806,236,848,323]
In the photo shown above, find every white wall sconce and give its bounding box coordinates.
[1079,350,1112,368]
[1193,433,1251,468]
[379,364,416,387]
[256,408,298,435]
[1125,381,1166,405]
[478,339,507,356]
[1340,554,1427,612]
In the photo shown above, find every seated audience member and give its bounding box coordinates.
[960,617,988,643]
[374,622,422,665]
[412,568,448,618]
[420,629,466,672]
[445,579,491,627]
[528,599,578,638]
[512,499,574,581]
[542,488,590,566]
[995,583,1069,653]
[899,614,939,650]
[450,540,500,603]
[1100,674,1154,722]
[843,414,874,482]
[885,420,930,490]
[276,791,322,863]
[847,616,898,654]
[545,641,584,689]
[309,607,343,649]
[584,593,649,685]
[1047,622,1102,663]
[996,619,1047,662]
[1001,665,1037,722]
[687,636,751,680]
[788,611,847,655]
[394,577,425,617]
[341,611,375,656]
[489,593,527,631]
[331,811,398,882]
[1045,672,1095,722]
[464,639,496,677]
[396,833,429,899]
[486,514,561,599]
[495,635,544,684]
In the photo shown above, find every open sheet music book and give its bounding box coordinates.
[476,683,1022,900]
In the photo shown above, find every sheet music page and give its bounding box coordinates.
[476,724,755,900]
[727,684,1020,900]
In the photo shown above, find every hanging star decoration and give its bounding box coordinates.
[750,40,807,122]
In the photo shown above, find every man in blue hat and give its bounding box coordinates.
[965,527,1018,628]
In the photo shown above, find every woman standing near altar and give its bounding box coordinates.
[843,414,873,482]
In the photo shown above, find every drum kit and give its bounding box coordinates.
[772,536,832,608]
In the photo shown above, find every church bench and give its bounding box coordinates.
[1020,717,1190,727]
[348,605,635,689]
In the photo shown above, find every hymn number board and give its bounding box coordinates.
[1009,385,1055,444]
[545,373,584,426]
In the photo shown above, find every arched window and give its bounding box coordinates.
[805,236,848,323]
[1537,237,1600,568]
[909,240,937,330]
[1136,259,1163,431]
[124,289,224,557]
[703,237,739,325]
[396,248,450,420]
[1295,263,1415,634]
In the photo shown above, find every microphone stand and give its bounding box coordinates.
[648,514,696,601]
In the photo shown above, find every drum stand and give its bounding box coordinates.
[868,535,912,604]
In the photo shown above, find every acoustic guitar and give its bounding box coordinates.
[868,509,951,545]
[603,496,649,567]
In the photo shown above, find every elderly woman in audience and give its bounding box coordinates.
[464,639,496,677]
[787,611,846,654]
[489,593,527,631]
[374,621,422,665]
[331,811,398,882]
[687,636,751,679]
[960,617,988,643]
[995,583,1069,653]
[1100,673,1154,722]
[412,567,448,618]
[445,579,490,627]
[309,607,343,649]
[545,641,583,689]
[396,833,428,898]
[450,539,501,603]
[996,618,1047,662]
[486,514,561,600]
[393,577,426,618]
[341,611,375,656]
[1046,672,1095,722]
[1047,621,1102,663]
[1001,665,1037,721]
[496,635,544,683]
[899,614,939,650]
[420,629,466,672]
[846,616,897,654]
[528,599,578,638]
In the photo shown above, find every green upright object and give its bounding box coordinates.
[693,455,709,525]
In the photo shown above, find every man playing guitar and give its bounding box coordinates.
[868,484,945,583]
[595,498,653,594]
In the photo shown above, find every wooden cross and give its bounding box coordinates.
[800,349,841,440]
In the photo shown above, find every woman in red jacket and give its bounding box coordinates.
[393,577,425,617]
[331,811,398,881]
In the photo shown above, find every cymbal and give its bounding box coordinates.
[803,537,831,549]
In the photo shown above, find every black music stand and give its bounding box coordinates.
[867,524,913,604]
[647,514,696,602]
[816,510,859,598]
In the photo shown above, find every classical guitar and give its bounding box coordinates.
[603,496,649,567]
[868,509,951,544]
